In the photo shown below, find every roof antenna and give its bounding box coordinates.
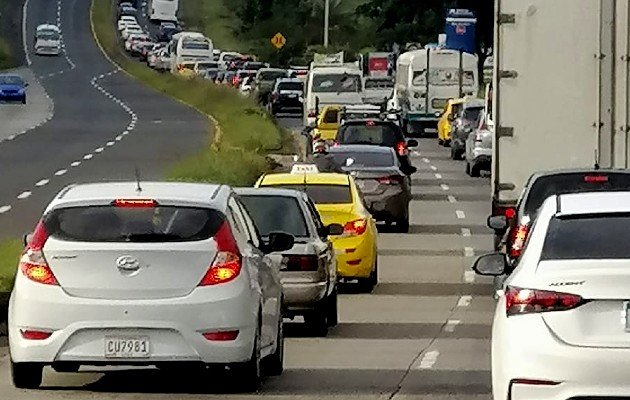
[134,166,143,193]
[594,149,600,170]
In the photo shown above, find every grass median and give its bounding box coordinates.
[91,0,289,186]
[0,239,21,295]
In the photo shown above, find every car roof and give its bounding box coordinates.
[328,144,395,154]
[557,191,630,216]
[259,173,350,186]
[234,187,305,199]
[47,182,232,212]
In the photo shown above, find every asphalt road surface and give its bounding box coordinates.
[0,0,208,241]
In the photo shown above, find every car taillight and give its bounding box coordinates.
[199,221,241,286]
[343,219,368,236]
[376,175,404,185]
[20,220,58,286]
[396,141,408,156]
[202,330,239,341]
[508,223,529,259]
[20,329,53,340]
[505,286,585,316]
[232,76,240,86]
[308,110,317,118]
[285,255,319,271]
[493,204,516,220]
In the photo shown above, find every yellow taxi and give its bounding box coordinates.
[255,165,378,291]
[437,97,466,146]
[313,105,341,141]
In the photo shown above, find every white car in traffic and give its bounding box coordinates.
[34,24,61,56]
[9,182,293,390]
[117,16,138,31]
[475,190,630,400]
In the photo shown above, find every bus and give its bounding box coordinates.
[169,32,214,73]
[149,0,178,22]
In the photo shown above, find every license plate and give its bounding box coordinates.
[105,336,150,358]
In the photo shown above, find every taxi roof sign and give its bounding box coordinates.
[291,164,319,174]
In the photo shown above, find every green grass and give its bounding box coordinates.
[92,0,288,186]
[179,0,245,52]
[0,0,17,70]
[0,239,21,293]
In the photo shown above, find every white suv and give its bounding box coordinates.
[9,182,294,390]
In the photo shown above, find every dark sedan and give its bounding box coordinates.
[270,78,303,115]
[328,145,412,232]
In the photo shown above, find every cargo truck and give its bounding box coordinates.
[490,0,630,223]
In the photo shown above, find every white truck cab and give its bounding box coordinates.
[35,24,61,56]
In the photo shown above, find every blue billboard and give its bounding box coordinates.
[445,9,477,55]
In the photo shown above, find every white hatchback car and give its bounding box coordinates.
[9,182,294,390]
[474,191,630,400]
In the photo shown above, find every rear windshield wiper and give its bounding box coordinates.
[124,233,184,242]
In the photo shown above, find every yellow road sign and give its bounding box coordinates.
[271,32,286,49]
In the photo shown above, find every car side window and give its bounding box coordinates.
[304,197,325,236]
[227,198,251,248]
[234,199,262,249]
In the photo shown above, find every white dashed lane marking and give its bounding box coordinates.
[0,205,12,214]
[440,184,450,191]
[422,158,430,164]
[435,173,442,179]
[464,247,475,257]
[54,169,67,176]
[94,147,104,153]
[35,179,49,187]
[447,195,457,203]
[17,191,32,200]
[461,228,471,237]
[83,154,93,160]
[457,295,472,307]
[430,165,437,171]
[464,270,476,283]
[456,210,466,219]
[70,161,81,167]
[417,351,440,370]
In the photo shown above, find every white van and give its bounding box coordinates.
[303,64,364,127]
[395,48,478,134]
[149,0,178,22]
[169,32,213,73]
[34,24,61,56]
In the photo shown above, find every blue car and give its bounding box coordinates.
[0,74,28,104]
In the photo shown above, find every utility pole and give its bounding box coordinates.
[323,0,330,47]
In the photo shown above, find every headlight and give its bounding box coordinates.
[435,112,441,117]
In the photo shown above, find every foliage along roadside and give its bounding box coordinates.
[91,0,287,186]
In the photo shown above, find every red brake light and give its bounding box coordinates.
[396,141,408,156]
[112,199,158,208]
[504,207,516,220]
[202,330,239,341]
[343,219,368,236]
[508,223,529,259]
[285,255,319,271]
[20,329,53,340]
[232,76,240,86]
[584,174,609,183]
[366,120,375,126]
[20,220,58,285]
[505,286,584,316]
[199,221,241,286]
[376,175,404,185]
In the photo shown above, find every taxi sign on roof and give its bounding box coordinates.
[291,164,319,174]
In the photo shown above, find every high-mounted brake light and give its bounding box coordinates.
[343,219,368,236]
[20,220,58,286]
[505,286,585,316]
[584,174,609,183]
[199,221,241,286]
[112,199,158,208]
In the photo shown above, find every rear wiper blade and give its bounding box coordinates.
[124,233,183,242]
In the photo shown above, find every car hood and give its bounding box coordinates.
[0,84,24,91]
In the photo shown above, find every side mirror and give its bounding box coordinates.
[23,233,33,246]
[24,82,29,88]
[487,215,508,231]
[266,231,295,253]
[325,223,344,236]
[406,139,419,147]
[472,253,507,276]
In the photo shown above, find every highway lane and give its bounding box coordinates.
[0,136,495,399]
[0,0,208,240]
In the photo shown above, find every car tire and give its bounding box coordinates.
[470,163,481,177]
[21,96,26,105]
[305,302,328,337]
[358,260,378,293]
[465,161,471,176]
[261,316,284,376]
[11,361,43,389]
[326,288,338,327]
[234,323,262,392]
[396,217,410,233]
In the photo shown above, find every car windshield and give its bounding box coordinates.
[0,75,24,85]
[239,195,309,238]
[337,123,401,147]
[330,151,395,168]
[44,206,225,242]
[38,32,60,40]
[264,184,352,204]
[312,74,362,93]
[524,173,630,217]
[182,39,210,50]
[462,106,483,123]
[278,82,303,91]
[541,215,630,260]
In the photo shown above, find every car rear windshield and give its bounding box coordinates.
[264,184,352,204]
[330,151,395,168]
[312,74,362,93]
[278,82,303,91]
[463,107,483,122]
[524,173,630,217]
[337,123,402,147]
[541,215,630,260]
[239,196,308,238]
[259,71,287,81]
[44,206,225,242]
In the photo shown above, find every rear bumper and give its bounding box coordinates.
[9,276,257,365]
[331,236,375,279]
[281,279,327,311]
[364,191,409,221]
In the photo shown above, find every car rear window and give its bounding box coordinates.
[260,71,287,81]
[337,123,402,147]
[541,215,630,260]
[44,206,225,242]
[330,151,395,168]
[278,82,302,91]
[239,196,308,238]
[463,107,483,122]
[323,109,338,123]
[263,184,352,204]
[524,173,630,217]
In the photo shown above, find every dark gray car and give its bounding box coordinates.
[328,145,412,232]
[450,98,484,160]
